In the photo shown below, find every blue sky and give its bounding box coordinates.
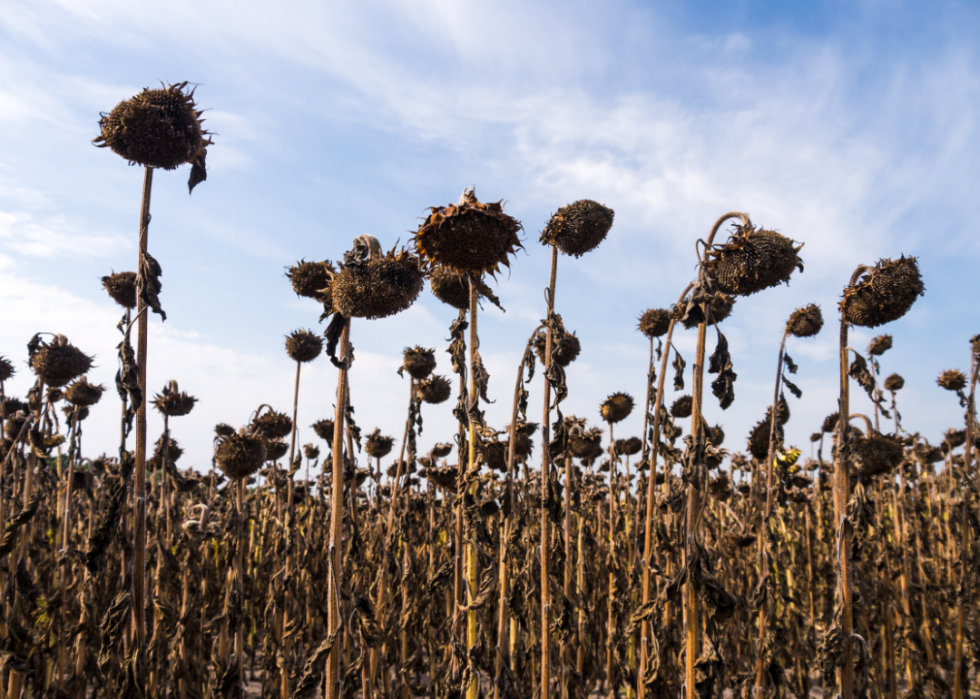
[1,0,978,472]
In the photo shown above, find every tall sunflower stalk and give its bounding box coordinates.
[834,256,923,698]
[93,82,211,662]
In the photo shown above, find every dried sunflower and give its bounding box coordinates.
[638,308,671,339]
[332,240,424,320]
[417,375,452,405]
[539,199,614,258]
[786,304,824,338]
[65,377,105,407]
[569,426,604,459]
[705,224,803,296]
[285,329,323,363]
[264,440,290,461]
[533,329,581,368]
[94,81,211,190]
[365,429,395,459]
[312,419,335,441]
[708,424,726,447]
[287,260,336,304]
[852,433,905,479]
[601,392,634,424]
[403,347,437,380]
[615,436,642,457]
[30,335,93,388]
[867,334,892,357]
[840,256,924,328]
[937,369,967,393]
[884,373,905,392]
[413,188,523,276]
[152,380,197,417]
[670,395,693,420]
[252,410,293,440]
[215,430,267,480]
[431,443,454,458]
[428,266,504,311]
[101,271,137,309]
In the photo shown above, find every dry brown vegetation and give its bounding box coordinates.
[0,83,978,699]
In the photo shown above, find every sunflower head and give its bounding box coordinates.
[638,308,671,339]
[867,334,892,357]
[94,82,212,191]
[884,373,905,392]
[429,443,452,459]
[30,335,93,388]
[251,409,293,440]
[0,357,14,384]
[840,256,924,328]
[533,329,581,368]
[417,375,452,405]
[285,329,323,364]
[852,433,905,480]
[287,260,336,305]
[705,224,803,297]
[615,436,642,457]
[332,239,424,320]
[670,395,693,419]
[312,419,335,442]
[786,304,824,338]
[539,199,614,258]
[152,380,197,417]
[413,188,523,276]
[101,271,138,309]
[65,377,105,408]
[215,430,267,481]
[937,369,967,393]
[403,346,437,380]
[600,392,634,424]
[365,428,395,459]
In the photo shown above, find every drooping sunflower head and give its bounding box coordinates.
[937,369,967,393]
[94,81,212,191]
[30,335,93,388]
[332,238,424,320]
[101,271,137,309]
[532,329,581,368]
[65,377,105,408]
[840,256,924,328]
[539,199,614,258]
[786,304,824,338]
[852,433,905,480]
[215,429,267,481]
[251,409,293,440]
[431,442,454,459]
[287,260,336,305]
[312,419,335,442]
[403,346,437,380]
[615,436,642,457]
[705,224,803,297]
[600,392,634,424]
[413,188,523,276]
[417,375,452,405]
[0,356,14,383]
[867,334,893,357]
[365,428,395,459]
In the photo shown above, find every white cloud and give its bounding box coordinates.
[0,211,129,258]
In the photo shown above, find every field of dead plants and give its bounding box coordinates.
[0,82,977,699]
